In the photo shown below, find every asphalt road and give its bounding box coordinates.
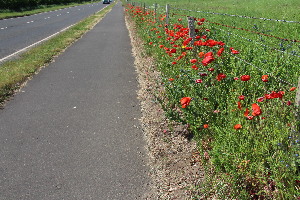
[0,1,109,61]
[0,2,149,199]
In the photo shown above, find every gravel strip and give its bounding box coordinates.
[125,10,205,200]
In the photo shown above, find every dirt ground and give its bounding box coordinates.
[124,12,205,200]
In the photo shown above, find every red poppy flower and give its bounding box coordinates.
[172,61,177,65]
[170,48,177,53]
[290,87,296,91]
[176,55,183,61]
[217,48,225,57]
[195,79,203,83]
[203,124,209,129]
[265,91,284,99]
[204,52,213,57]
[257,97,265,102]
[190,59,197,63]
[238,95,245,100]
[230,47,240,54]
[217,73,226,81]
[234,124,242,130]
[241,75,251,81]
[169,78,175,81]
[180,97,192,108]
[261,75,269,82]
[244,108,253,120]
[252,103,262,116]
[202,56,214,66]
[244,108,249,117]
[237,101,242,110]
[191,65,198,70]
[246,116,253,120]
[208,68,214,72]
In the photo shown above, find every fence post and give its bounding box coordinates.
[187,16,196,55]
[143,2,146,12]
[154,3,157,20]
[187,16,196,40]
[165,4,170,26]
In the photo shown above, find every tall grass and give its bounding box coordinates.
[125,1,299,199]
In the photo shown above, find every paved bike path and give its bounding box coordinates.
[0,3,149,200]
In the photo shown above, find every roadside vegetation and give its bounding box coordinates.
[0,0,102,19]
[125,0,300,199]
[0,2,115,105]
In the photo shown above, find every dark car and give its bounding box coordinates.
[103,0,110,4]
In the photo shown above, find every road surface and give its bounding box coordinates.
[0,2,149,199]
[0,2,109,61]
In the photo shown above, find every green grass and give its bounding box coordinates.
[132,0,300,86]
[134,0,300,21]
[0,2,116,104]
[0,1,103,20]
[125,1,300,199]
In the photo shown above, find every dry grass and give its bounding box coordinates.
[125,10,205,200]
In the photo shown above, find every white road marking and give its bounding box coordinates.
[0,24,75,63]
[0,5,108,63]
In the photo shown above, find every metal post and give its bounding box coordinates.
[154,3,157,21]
[165,4,170,26]
[187,16,196,40]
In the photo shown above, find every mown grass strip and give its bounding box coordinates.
[0,2,116,105]
[0,1,102,20]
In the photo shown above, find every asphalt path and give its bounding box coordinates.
[0,1,110,61]
[0,2,149,199]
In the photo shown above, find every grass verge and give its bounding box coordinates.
[0,1,103,20]
[0,1,116,106]
[125,2,299,199]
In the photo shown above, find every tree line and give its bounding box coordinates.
[0,0,93,11]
